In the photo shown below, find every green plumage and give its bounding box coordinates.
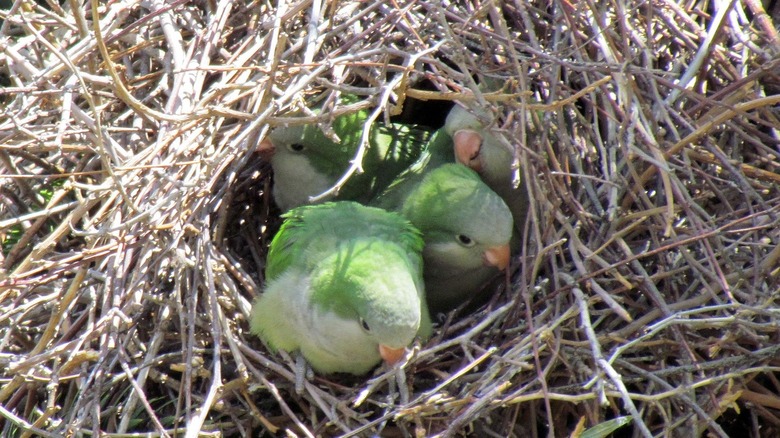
[445,104,529,243]
[251,202,431,375]
[264,95,430,211]
[373,160,514,312]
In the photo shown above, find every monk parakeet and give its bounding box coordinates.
[250,202,431,375]
[373,161,513,313]
[258,95,430,212]
[444,104,529,239]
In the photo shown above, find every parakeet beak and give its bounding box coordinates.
[453,129,484,173]
[379,344,406,366]
[257,138,276,160]
[483,244,510,270]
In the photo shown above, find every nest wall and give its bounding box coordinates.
[1,1,779,437]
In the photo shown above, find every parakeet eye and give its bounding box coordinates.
[456,234,475,246]
[288,143,305,152]
[359,318,371,332]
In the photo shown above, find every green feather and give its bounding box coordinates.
[251,202,431,375]
[265,96,431,211]
[266,201,424,280]
[444,104,529,239]
[373,159,514,312]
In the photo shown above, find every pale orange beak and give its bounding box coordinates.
[257,138,275,160]
[379,344,406,366]
[453,129,484,173]
[483,244,510,270]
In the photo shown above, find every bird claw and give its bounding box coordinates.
[294,352,311,394]
[394,367,409,405]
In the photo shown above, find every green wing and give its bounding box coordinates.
[265,202,424,281]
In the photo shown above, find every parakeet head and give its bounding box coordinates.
[308,238,424,365]
[259,96,429,211]
[258,114,360,211]
[445,105,515,185]
[400,163,513,275]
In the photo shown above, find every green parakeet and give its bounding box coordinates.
[444,104,529,238]
[258,95,430,212]
[373,161,513,313]
[250,202,431,375]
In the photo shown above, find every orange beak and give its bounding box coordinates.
[483,244,510,270]
[257,138,275,160]
[379,344,406,366]
[453,129,484,173]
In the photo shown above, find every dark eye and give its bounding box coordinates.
[456,234,474,246]
[288,143,305,152]
[360,318,371,332]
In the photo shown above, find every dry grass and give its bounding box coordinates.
[2,0,780,437]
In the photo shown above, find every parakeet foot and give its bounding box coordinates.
[294,352,312,394]
[393,366,409,405]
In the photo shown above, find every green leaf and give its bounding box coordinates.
[578,416,633,438]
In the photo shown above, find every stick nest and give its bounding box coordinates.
[1,1,780,437]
